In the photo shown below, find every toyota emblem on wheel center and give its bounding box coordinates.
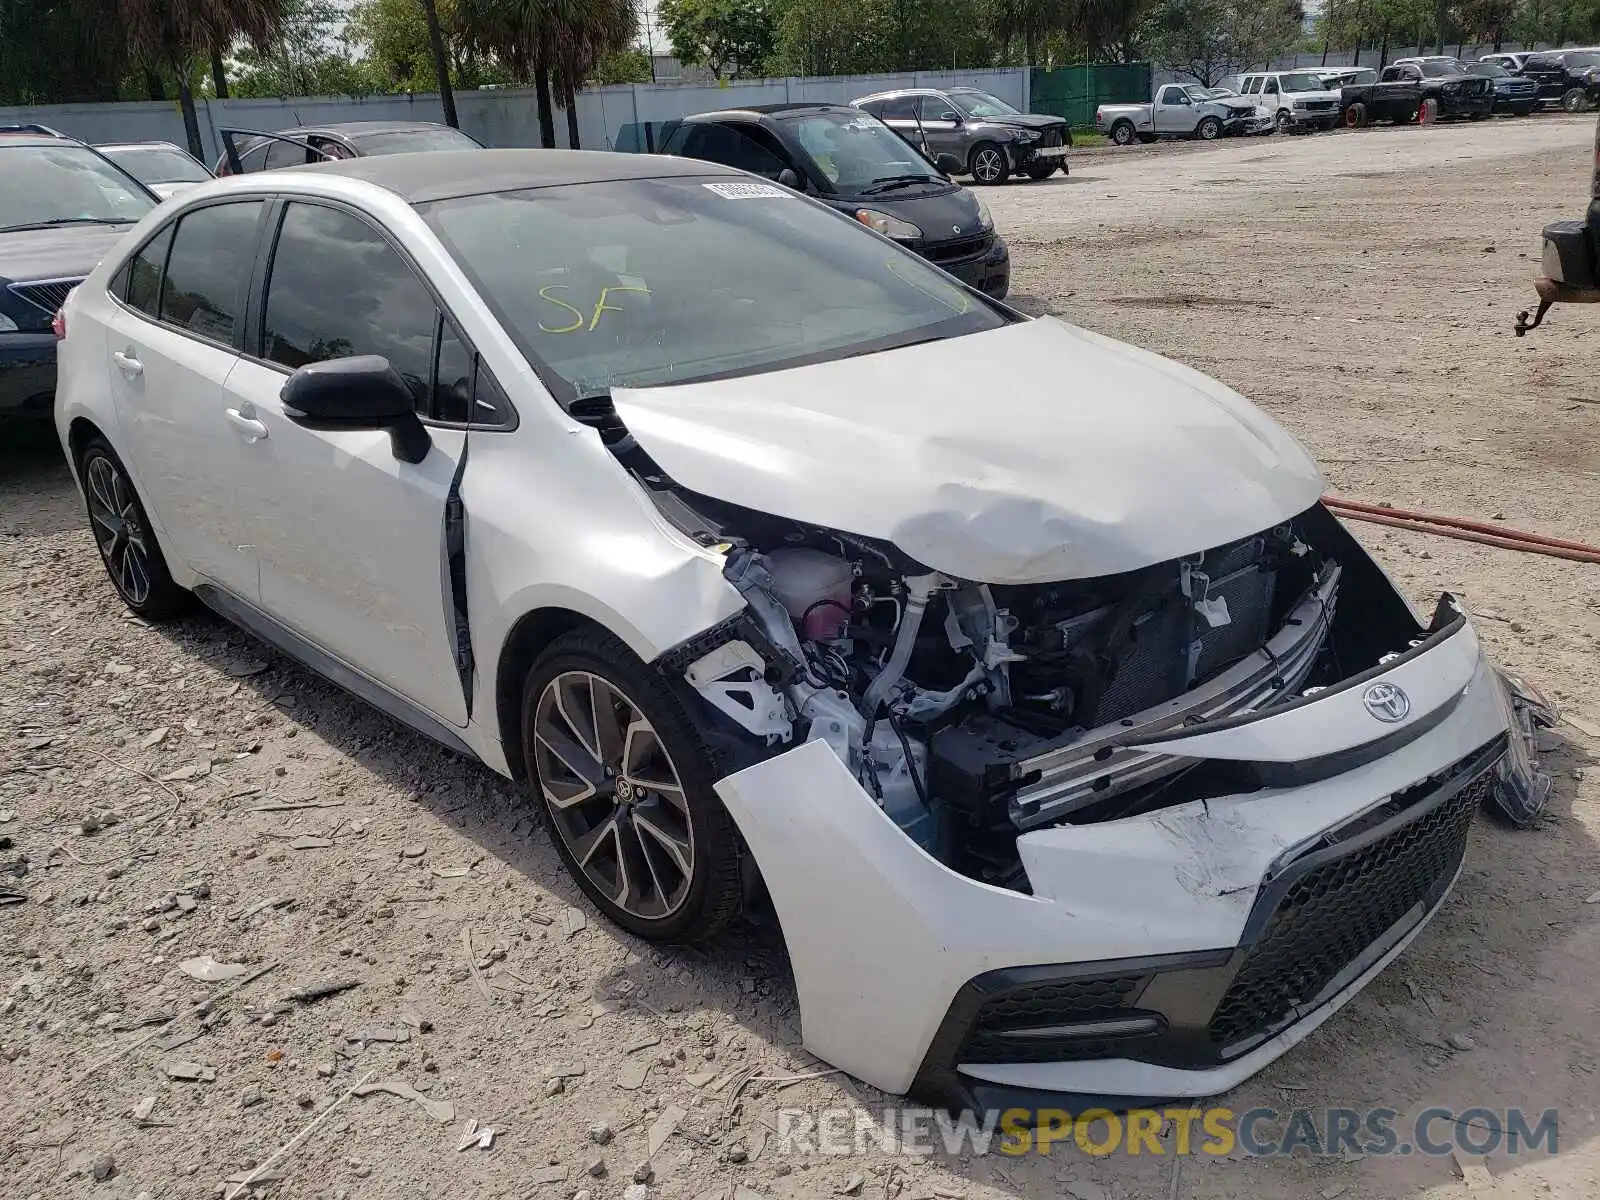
[1363,681,1411,723]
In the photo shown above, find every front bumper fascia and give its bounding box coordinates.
[714,615,1511,1104]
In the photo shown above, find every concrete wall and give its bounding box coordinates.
[0,67,1030,163]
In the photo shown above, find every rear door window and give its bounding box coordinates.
[120,225,173,316]
[157,201,264,344]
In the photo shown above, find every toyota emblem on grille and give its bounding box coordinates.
[1363,682,1411,723]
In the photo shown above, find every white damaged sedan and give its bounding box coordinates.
[56,150,1539,1113]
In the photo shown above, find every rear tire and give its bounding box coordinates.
[968,142,1009,184]
[521,627,745,945]
[77,438,189,621]
[1109,120,1136,147]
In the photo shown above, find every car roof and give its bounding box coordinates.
[0,134,68,147]
[277,120,458,137]
[280,147,740,203]
[97,140,190,152]
[685,102,854,121]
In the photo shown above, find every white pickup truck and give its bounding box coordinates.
[1096,83,1273,146]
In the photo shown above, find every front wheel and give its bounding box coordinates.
[1275,110,1293,134]
[1109,120,1136,146]
[78,438,189,620]
[1344,102,1369,128]
[522,627,744,944]
[968,142,1009,184]
[1196,116,1222,140]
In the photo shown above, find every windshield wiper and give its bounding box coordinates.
[0,216,139,233]
[859,175,939,195]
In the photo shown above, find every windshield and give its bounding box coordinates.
[948,91,1021,118]
[783,110,940,193]
[1279,72,1329,93]
[1567,52,1600,68]
[99,145,211,184]
[422,177,1005,402]
[0,145,154,232]
[349,127,483,155]
[1418,59,1466,77]
[1192,87,1233,100]
[1468,61,1508,77]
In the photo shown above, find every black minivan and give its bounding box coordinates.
[659,103,1010,299]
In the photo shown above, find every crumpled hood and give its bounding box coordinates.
[981,113,1067,132]
[613,317,1325,584]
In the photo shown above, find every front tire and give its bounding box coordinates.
[522,627,744,944]
[968,142,1009,184]
[78,438,188,620]
[1344,102,1369,128]
[1276,109,1293,134]
[1196,116,1222,140]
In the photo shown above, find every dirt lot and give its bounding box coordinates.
[4,115,1600,1200]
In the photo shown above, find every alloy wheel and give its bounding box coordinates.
[86,455,152,606]
[973,147,1005,183]
[533,671,695,920]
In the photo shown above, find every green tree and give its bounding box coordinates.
[0,0,129,103]
[1148,0,1303,84]
[116,0,285,156]
[229,0,375,97]
[456,0,637,147]
[659,0,777,77]
[592,44,653,81]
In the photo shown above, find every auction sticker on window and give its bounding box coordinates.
[702,181,791,200]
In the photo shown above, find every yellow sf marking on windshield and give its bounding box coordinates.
[538,285,585,333]
[537,284,653,333]
[590,285,651,330]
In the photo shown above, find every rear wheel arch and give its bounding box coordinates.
[67,416,107,477]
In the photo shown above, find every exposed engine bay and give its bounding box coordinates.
[652,476,1434,892]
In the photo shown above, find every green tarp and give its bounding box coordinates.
[1031,63,1153,129]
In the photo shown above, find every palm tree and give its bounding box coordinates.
[113,0,284,158]
[419,0,460,127]
[456,0,636,148]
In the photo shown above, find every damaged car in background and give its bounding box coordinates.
[55,150,1553,1117]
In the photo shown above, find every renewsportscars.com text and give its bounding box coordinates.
[774,1106,1559,1158]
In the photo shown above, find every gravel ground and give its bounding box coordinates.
[4,115,1600,1200]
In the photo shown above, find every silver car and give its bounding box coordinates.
[852,87,1071,184]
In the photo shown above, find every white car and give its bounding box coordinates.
[1227,70,1345,132]
[95,141,214,200]
[56,150,1539,1113]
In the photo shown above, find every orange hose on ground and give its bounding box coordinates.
[1327,507,1600,564]
[1322,496,1600,555]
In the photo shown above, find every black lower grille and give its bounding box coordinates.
[924,233,992,264]
[8,279,80,316]
[1207,772,1485,1046]
[963,975,1142,1063]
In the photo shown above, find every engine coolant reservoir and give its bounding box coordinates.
[766,548,854,640]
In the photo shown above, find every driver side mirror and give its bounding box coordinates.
[940,110,963,124]
[776,167,800,189]
[281,355,431,464]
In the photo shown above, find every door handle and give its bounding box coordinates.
[225,408,269,442]
[112,350,143,377]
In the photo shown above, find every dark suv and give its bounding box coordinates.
[1519,50,1600,111]
[851,87,1071,184]
[661,103,1009,298]
[1,127,157,418]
